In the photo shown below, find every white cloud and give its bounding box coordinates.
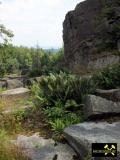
[0,0,83,48]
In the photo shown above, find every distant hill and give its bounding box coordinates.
[44,48,60,53]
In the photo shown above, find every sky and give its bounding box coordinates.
[0,0,83,48]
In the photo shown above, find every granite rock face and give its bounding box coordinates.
[64,122,120,160]
[83,95,120,119]
[63,0,120,73]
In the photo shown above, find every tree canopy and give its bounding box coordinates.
[0,24,14,45]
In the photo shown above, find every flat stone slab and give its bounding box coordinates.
[0,88,30,110]
[64,122,120,160]
[12,134,77,160]
[0,88,30,101]
[1,87,30,96]
[84,95,120,118]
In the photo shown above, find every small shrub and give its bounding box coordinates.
[50,119,65,134]
[44,103,65,120]
[102,7,115,20]
[33,72,95,105]
[93,64,120,89]
[63,112,81,126]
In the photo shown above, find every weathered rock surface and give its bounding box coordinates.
[0,76,24,89]
[64,122,120,160]
[7,79,23,89]
[63,0,120,73]
[0,75,34,89]
[0,87,30,97]
[0,87,30,102]
[12,134,77,160]
[83,95,120,118]
[96,89,120,102]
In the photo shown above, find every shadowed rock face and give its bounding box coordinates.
[63,0,120,73]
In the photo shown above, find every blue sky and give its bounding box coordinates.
[1,0,83,48]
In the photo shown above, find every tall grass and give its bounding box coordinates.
[0,129,29,160]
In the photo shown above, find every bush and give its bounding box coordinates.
[31,72,96,137]
[93,64,120,89]
[34,72,95,105]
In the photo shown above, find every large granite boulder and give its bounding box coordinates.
[12,134,77,160]
[83,95,120,119]
[64,122,120,160]
[96,89,120,102]
[63,0,120,73]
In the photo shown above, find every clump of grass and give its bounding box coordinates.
[0,111,22,134]
[0,129,29,160]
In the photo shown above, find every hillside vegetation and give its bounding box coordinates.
[0,44,64,77]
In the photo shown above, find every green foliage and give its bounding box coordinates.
[0,44,64,77]
[50,119,66,134]
[0,24,14,45]
[35,72,95,105]
[65,99,80,110]
[93,64,120,89]
[44,101,65,120]
[49,112,80,139]
[31,72,95,137]
[102,7,115,20]
[0,87,6,93]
